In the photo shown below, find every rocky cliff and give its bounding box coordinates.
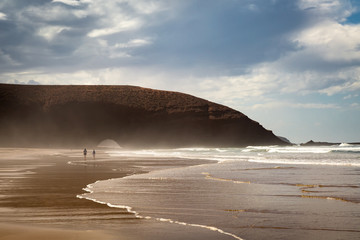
[0,84,287,148]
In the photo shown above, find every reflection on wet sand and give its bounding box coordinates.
[202,172,251,184]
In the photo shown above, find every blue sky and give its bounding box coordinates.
[0,0,360,143]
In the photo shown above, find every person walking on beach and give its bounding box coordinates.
[92,149,96,159]
[83,148,87,160]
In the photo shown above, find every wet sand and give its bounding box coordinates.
[1,148,359,240]
[0,148,217,240]
[0,223,116,240]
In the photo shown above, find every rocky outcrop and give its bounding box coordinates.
[300,140,338,146]
[299,140,360,146]
[0,84,287,148]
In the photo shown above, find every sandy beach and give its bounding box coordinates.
[0,148,219,240]
[1,147,359,240]
[0,223,116,240]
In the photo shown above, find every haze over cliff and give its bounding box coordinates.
[0,84,286,148]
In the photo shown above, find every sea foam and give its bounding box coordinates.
[77,178,245,240]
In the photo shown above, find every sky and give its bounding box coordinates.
[0,0,360,143]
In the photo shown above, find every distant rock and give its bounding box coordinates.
[277,136,292,144]
[0,84,289,148]
[300,140,340,146]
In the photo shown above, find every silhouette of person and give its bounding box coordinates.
[92,149,96,159]
[83,148,87,160]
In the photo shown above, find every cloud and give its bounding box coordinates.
[0,49,15,64]
[18,4,81,22]
[37,26,72,41]
[129,0,168,15]
[134,0,307,71]
[297,0,353,21]
[351,102,360,109]
[344,93,359,99]
[87,19,143,38]
[0,67,173,87]
[9,79,41,85]
[0,12,7,20]
[290,20,360,66]
[0,0,359,100]
[52,0,82,7]
[2,0,360,145]
[202,13,360,100]
[115,38,152,48]
[82,0,168,38]
[250,101,340,110]
[0,0,174,74]
[320,77,360,95]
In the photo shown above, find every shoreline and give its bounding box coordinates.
[2,146,358,240]
[0,147,216,240]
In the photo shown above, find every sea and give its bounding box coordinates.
[78,144,360,240]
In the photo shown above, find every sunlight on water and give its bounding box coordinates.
[79,144,360,240]
[107,144,360,166]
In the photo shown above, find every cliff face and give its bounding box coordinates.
[0,84,286,148]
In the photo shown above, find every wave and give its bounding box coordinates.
[339,143,355,147]
[76,194,140,217]
[77,180,245,240]
[106,148,250,162]
[152,217,244,240]
[74,146,359,240]
[78,196,245,240]
[105,146,360,167]
[244,145,360,156]
[244,146,333,154]
[248,158,360,167]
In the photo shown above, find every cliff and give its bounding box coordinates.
[0,84,287,148]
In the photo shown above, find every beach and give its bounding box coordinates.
[0,146,359,240]
[0,148,222,240]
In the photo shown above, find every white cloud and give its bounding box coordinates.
[247,4,259,12]
[52,0,81,7]
[344,94,352,100]
[0,12,7,20]
[291,20,360,63]
[351,102,360,109]
[130,1,167,15]
[88,18,143,37]
[115,38,152,48]
[297,0,353,21]
[0,67,172,88]
[250,101,340,110]
[320,77,360,95]
[19,5,75,22]
[1,0,359,103]
[83,1,167,38]
[16,0,165,40]
[214,19,360,98]
[73,38,143,59]
[0,49,20,66]
[37,26,71,41]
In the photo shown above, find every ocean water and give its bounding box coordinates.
[79,145,360,240]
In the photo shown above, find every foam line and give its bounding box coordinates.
[150,216,245,240]
[77,192,245,240]
[248,159,360,167]
[76,195,141,217]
